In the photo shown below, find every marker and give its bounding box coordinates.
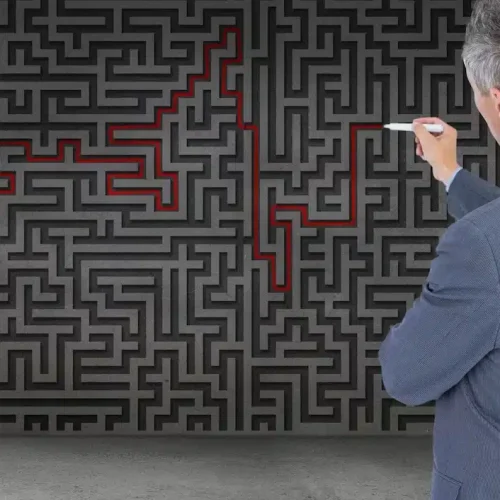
[384,123,444,134]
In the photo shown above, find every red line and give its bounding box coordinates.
[0,26,382,293]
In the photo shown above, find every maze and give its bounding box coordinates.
[0,0,492,434]
[0,25,381,293]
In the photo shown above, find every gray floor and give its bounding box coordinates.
[0,437,432,500]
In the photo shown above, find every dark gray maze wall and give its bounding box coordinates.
[0,0,488,435]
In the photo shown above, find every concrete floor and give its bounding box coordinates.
[0,437,432,500]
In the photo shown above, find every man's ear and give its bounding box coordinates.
[490,87,500,111]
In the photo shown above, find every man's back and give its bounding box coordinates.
[433,196,500,499]
[379,168,500,500]
[464,196,500,428]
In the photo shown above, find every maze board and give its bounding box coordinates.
[0,0,493,435]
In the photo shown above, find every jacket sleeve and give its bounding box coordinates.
[378,218,500,406]
[448,168,500,220]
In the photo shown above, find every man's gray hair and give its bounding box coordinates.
[462,0,500,94]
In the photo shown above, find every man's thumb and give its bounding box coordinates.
[413,123,433,145]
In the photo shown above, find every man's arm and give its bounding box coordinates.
[378,218,500,406]
[447,167,500,220]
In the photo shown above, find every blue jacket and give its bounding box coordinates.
[379,168,500,500]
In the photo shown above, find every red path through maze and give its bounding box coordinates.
[0,26,382,293]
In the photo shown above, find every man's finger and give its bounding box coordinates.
[413,117,454,136]
[413,117,446,126]
[413,123,435,146]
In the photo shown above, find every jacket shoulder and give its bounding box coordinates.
[461,195,500,228]
[453,198,500,269]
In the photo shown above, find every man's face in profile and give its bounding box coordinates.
[466,67,500,144]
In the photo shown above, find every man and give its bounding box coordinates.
[378,1,500,499]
